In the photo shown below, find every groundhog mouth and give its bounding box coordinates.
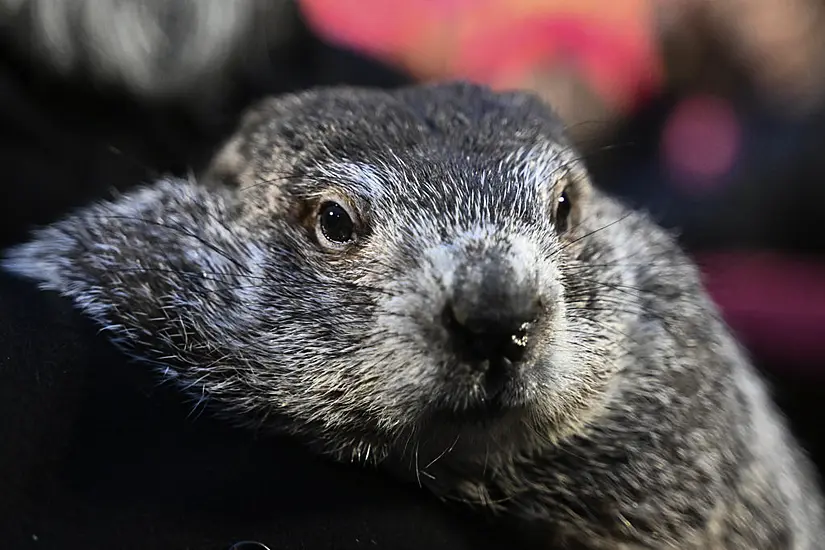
[426,363,539,427]
[423,393,538,434]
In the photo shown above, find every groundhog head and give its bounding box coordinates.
[4,82,641,469]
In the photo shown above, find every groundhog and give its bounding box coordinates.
[4,82,823,548]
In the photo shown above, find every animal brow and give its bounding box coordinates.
[313,161,393,201]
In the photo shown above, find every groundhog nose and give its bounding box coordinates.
[442,295,541,366]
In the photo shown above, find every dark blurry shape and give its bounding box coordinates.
[661,94,741,189]
[0,0,295,108]
[655,0,825,118]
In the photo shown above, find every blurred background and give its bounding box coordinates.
[298,0,825,473]
[1,0,823,475]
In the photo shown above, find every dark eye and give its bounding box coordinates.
[318,201,355,244]
[555,190,572,233]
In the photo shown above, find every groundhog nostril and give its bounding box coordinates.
[442,299,538,366]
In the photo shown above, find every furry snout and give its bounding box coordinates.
[435,237,552,399]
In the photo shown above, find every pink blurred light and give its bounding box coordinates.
[661,95,741,191]
[698,251,825,373]
[453,16,661,112]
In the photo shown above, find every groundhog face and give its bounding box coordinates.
[4,83,637,466]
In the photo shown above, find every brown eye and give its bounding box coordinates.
[318,201,355,244]
[555,190,572,233]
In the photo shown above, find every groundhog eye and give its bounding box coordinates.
[555,190,572,233]
[318,201,355,244]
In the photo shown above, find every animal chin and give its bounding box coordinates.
[431,359,539,426]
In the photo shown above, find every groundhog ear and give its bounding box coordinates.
[1,176,243,304]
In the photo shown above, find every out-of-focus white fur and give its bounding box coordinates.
[0,0,294,100]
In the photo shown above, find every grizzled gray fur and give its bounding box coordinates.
[4,82,824,548]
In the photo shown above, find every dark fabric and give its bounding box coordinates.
[0,9,522,550]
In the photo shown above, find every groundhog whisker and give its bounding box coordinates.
[424,433,462,470]
[561,211,636,251]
